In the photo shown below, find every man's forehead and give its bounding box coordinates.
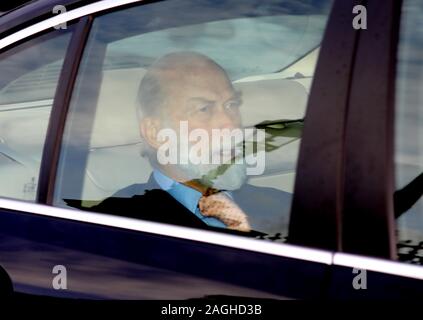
[159,63,228,82]
[159,68,231,94]
[170,78,235,100]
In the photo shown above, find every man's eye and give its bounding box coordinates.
[198,103,212,112]
[226,100,241,110]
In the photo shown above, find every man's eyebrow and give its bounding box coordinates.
[187,91,242,104]
[186,97,216,112]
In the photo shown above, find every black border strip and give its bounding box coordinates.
[37,16,93,204]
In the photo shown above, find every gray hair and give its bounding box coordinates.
[136,51,226,121]
[136,67,166,121]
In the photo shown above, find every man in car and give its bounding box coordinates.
[88,52,292,237]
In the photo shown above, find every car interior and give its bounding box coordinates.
[0,53,314,204]
[81,67,309,201]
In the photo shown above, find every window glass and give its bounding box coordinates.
[0,30,73,201]
[54,0,333,239]
[395,0,423,265]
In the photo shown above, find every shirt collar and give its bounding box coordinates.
[153,169,202,214]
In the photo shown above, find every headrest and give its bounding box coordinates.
[90,68,308,148]
[233,78,307,126]
[85,68,308,197]
[90,68,146,148]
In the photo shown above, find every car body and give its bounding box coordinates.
[0,0,422,300]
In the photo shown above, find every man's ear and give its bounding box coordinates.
[140,117,163,149]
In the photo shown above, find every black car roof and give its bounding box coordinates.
[0,1,36,16]
[0,0,99,37]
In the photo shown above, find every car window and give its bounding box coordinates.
[0,29,73,201]
[395,0,423,265]
[54,0,333,239]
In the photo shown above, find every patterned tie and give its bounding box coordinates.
[198,190,251,232]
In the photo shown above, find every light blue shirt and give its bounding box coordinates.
[153,170,227,229]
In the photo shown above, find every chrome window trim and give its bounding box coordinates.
[0,0,142,51]
[334,253,423,280]
[0,197,332,264]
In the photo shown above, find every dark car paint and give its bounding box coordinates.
[0,207,329,299]
[329,265,423,300]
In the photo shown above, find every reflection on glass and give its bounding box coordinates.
[0,30,72,201]
[54,0,333,240]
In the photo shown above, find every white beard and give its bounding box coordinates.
[177,141,247,190]
[158,119,248,190]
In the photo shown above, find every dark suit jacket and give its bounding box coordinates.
[66,175,292,238]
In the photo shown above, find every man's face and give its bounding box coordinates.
[154,64,247,189]
[164,66,242,138]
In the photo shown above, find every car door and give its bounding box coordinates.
[0,0,357,300]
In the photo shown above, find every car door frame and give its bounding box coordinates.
[0,0,350,299]
[0,0,350,250]
[1,0,410,299]
[23,0,361,251]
